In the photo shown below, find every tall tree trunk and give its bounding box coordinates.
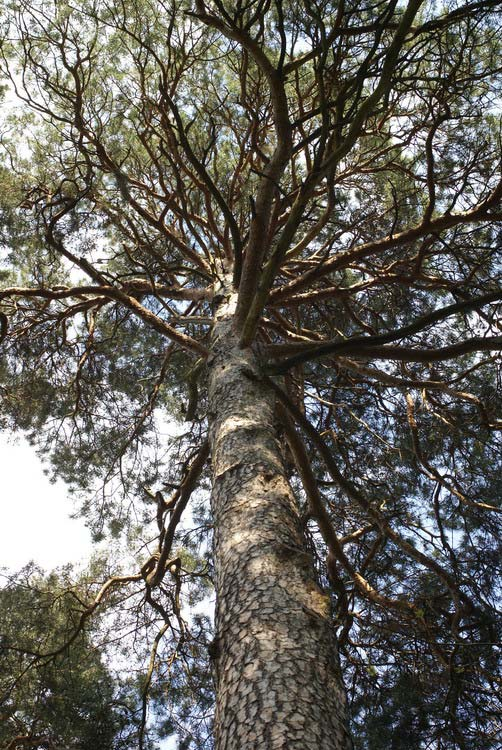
[207,282,351,750]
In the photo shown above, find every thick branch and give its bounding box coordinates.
[271,180,502,302]
[283,0,501,75]
[267,290,502,372]
[191,10,294,299]
[270,379,477,614]
[0,311,7,346]
[277,401,414,617]
[343,336,502,364]
[238,0,425,346]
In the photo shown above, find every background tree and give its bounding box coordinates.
[0,563,148,749]
[0,1,501,748]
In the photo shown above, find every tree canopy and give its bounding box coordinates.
[0,1,501,748]
[0,563,147,749]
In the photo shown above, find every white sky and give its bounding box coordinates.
[0,432,93,571]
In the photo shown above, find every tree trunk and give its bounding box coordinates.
[207,283,352,750]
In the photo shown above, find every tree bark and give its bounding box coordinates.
[207,282,352,750]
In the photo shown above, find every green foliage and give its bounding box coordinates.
[0,564,145,749]
[0,1,500,748]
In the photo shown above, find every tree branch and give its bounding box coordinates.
[270,378,478,614]
[271,179,502,302]
[238,0,425,346]
[147,439,210,588]
[43,232,209,357]
[267,290,502,372]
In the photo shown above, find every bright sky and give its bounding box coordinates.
[0,432,94,572]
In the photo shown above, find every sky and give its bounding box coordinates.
[0,432,94,572]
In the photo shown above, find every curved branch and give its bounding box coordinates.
[138,622,170,750]
[21,573,144,665]
[269,378,478,614]
[269,336,502,372]
[157,83,243,280]
[271,179,502,303]
[237,0,425,346]
[282,0,502,75]
[1,282,212,307]
[147,439,210,588]
[267,291,502,372]
[345,336,502,364]
[277,401,414,617]
[190,12,294,298]
[405,393,500,513]
[336,356,499,427]
[44,233,209,357]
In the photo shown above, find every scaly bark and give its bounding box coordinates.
[207,281,351,750]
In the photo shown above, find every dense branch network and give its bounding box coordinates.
[0,0,501,748]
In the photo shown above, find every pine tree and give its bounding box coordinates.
[0,1,501,748]
[0,564,145,748]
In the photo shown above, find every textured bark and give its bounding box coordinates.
[207,282,351,750]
